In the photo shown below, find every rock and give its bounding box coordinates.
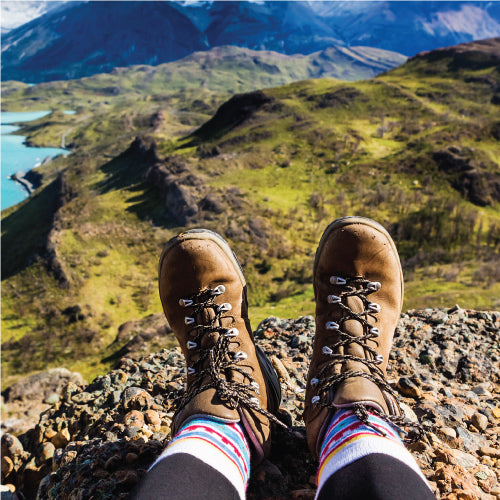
[123,410,145,428]
[125,452,139,465]
[1,434,24,458]
[144,410,161,430]
[105,455,122,471]
[455,426,483,453]
[113,469,139,488]
[440,387,454,398]
[2,368,85,403]
[473,465,498,493]
[450,449,480,468]
[270,355,292,385]
[121,387,153,410]
[400,402,419,423]
[145,165,200,225]
[44,428,57,441]
[1,456,14,477]
[479,446,500,458]
[23,461,50,498]
[51,428,70,449]
[71,391,93,404]
[397,377,422,398]
[1,368,85,436]
[38,442,55,462]
[472,412,489,432]
[437,426,457,441]
[44,393,60,405]
[433,463,484,498]
[471,385,492,397]
[492,406,500,420]
[124,426,140,438]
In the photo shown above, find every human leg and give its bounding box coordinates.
[315,409,433,499]
[133,418,249,500]
[134,229,283,499]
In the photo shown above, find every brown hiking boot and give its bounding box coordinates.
[159,229,282,462]
[304,217,414,455]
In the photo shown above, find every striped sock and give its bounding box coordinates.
[150,417,250,500]
[316,409,429,498]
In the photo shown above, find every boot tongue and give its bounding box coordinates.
[197,306,222,348]
[343,295,370,372]
[334,295,390,414]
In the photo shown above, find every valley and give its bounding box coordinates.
[1,38,499,388]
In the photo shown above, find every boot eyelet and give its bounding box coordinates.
[310,378,319,386]
[187,341,197,349]
[185,317,196,325]
[187,367,196,375]
[330,276,346,285]
[322,346,333,355]
[250,381,260,394]
[367,281,381,291]
[368,302,381,313]
[311,395,320,404]
[369,327,380,337]
[326,321,339,330]
[225,328,239,337]
[218,303,232,313]
[179,298,193,307]
[212,285,226,295]
[327,295,341,304]
[234,351,247,360]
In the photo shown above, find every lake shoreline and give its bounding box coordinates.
[9,171,35,195]
[1,110,71,210]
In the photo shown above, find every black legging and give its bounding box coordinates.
[132,452,435,499]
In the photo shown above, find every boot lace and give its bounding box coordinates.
[312,276,423,442]
[176,285,287,429]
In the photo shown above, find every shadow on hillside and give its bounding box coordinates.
[99,141,178,227]
[175,89,275,151]
[1,181,60,280]
[100,153,149,192]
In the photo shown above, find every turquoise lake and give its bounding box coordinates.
[1,111,71,211]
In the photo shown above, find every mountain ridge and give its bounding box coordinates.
[2,1,500,82]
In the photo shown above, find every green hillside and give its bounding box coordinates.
[2,39,499,388]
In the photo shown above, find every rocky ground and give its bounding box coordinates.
[1,307,499,499]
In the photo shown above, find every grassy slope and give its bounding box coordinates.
[1,43,499,387]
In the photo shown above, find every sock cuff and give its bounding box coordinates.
[320,410,403,462]
[149,418,250,500]
[316,410,431,497]
[318,433,418,482]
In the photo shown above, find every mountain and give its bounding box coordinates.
[2,1,500,82]
[306,1,500,55]
[1,38,499,388]
[1,1,208,82]
[0,0,69,33]
[0,45,406,114]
